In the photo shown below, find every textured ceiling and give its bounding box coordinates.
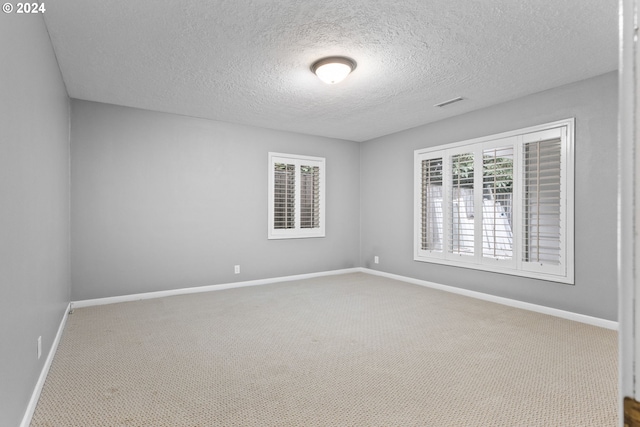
[43,0,617,142]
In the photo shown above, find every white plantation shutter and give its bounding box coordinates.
[523,138,562,264]
[268,153,325,239]
[482,146,514,261]
[414,119,574,284]
[300,165,320,229]
[449,153,475,256]
[420,157,444,252]
[519,126,570,278]
[274,163,295,229]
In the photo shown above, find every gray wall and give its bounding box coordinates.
[71,100,360,300]
[360,72,618,321]
[0,14,71,427]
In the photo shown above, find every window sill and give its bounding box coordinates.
[414,254,574,285]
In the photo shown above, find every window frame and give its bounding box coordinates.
[268,152,326,240]
[413,119,575,284]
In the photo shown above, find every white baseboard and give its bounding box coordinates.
[72,268,361,309]
[20,267,615,427]
[73,267,617,330]
[21,302,71,427]
[358,268,618,330]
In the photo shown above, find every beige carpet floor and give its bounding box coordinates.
[31,273,617,426]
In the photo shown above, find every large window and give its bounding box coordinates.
[268,153,325,239]
[414,119,574,284]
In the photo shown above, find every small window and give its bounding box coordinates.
[414,119,574,284]
[268,153,325,239]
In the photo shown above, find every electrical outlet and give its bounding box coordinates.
[37,336,42,360]
[374,256,379,264]
[234,265,240,274]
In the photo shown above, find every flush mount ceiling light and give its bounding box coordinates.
[311,56,357,84]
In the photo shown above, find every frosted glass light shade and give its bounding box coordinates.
[311,57,356,84]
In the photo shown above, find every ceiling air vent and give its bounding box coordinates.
[434,97,464,108]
